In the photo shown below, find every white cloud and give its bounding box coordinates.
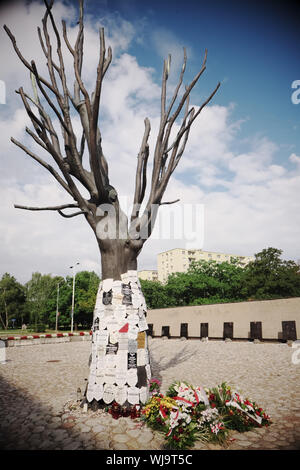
[289,153,300,165]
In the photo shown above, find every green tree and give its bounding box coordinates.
[73,271,100,328]
[140,280,171,309]
[164,259,247,307]
[0,273,26,329]
[243,247,300,299]
[25,272,58,330]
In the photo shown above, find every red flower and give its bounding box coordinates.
[178,427,184,434]
[172,435,180,442]
[211,402,216,408]
[209,394,215,401]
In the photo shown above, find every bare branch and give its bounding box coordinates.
[11,137,73,197]
[132,118,151,218]
[14,203,86,219]
[159,199,180,206]
[58,209,86,218]
[14,203,79,211]
[3,24,60,97]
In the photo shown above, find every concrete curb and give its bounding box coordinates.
[1,331,92,347]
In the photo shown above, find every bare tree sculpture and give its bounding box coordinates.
[4,0,220,407]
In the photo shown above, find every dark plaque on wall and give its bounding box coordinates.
[127,352,137,369]
[122,283,132,305]
[106,342,118,354]
[103,289,112,305]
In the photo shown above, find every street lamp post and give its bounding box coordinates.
[55,281,61,332]
[70,262,80,333]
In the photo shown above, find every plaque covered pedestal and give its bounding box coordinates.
[86,270,151,407]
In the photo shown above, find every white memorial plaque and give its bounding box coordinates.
[103,384,116,404]
[128,340,137,353]
[105,355,117,369]
[127,368,138,386]
[106,319,119,333]
[138,318,148,332]
[90,362,97,375]
[109,331,119,344]
[96,371,105,383]
[116,371,127,386]
[94,330,100,342]
[138,308,144,319]
[121,272,129,283]
[99,318,108,330]
[97,355,105,367]
[137,349,146,366]
[102,278,113,292]
[127,313,139,324]
[116,351,128,371]
[139,386,148,404]
[119,338,128,351]
[97,344,106,356]
[112,295,123,306]
[93,384,104,401]
[114,305,127,320]
[104,373,116,385]
[115,386,127,405]
[112,280,122,292]
[86,385,95,403]
[128,325,138,340]
[128,386,140,405]
[98,331,109,345]
[132,296,141,309]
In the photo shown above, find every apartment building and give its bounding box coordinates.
[138,270,159,282]
[157,248,254,283]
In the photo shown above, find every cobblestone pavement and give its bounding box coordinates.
[0,338,299,450]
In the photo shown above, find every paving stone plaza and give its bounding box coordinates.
[0,338,299,450]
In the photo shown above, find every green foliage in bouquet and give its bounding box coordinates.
[207,383,271,432]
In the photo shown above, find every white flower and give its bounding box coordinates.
[199,407,219,424]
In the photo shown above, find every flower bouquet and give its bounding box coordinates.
[141,380,271,450]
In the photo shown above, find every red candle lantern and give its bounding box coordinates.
[135,405,141,418]
[122,406,130,417]
[130,406,137,419]
[111,401,120,419]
